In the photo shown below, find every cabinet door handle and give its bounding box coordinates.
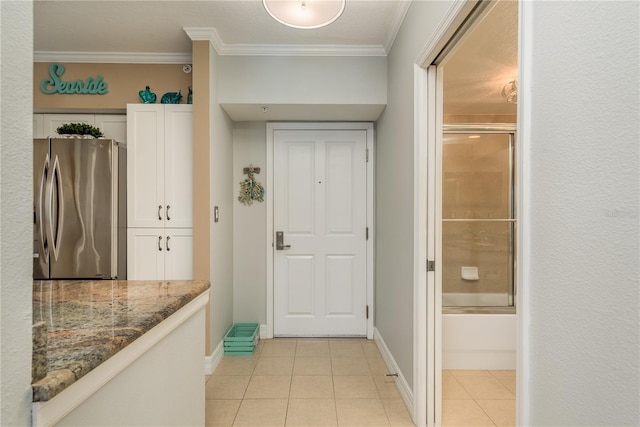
[166,236,171,251]
[158,205,163,221]
[166,205,171,221]
[158,236,163,251]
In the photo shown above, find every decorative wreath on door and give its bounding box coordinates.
[238,165,264,206]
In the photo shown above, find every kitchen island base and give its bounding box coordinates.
[33,291,207,427]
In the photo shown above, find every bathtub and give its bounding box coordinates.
[442,310,516,370]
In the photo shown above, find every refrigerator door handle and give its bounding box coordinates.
[45,156,63,261]
[38,154,50,262]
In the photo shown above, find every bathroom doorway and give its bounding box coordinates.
[412,0,519,424]
[437,1,518,425]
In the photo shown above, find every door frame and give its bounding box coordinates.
[414,1,529,426]
[265,122,375,339]
[412,1,495,425]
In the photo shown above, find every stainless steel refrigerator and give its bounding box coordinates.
[33,137,126,279]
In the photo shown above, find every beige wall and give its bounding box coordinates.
[34,62,191,111]
[191,41,212,354]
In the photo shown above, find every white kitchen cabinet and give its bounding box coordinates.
[126,104,192,229]
[33,114,45,138]
[32,114,127,142]
[44,113,95,137]
[94,115,127,144]
[127,228,193,280]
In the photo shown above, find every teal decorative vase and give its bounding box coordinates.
[161,91,182,104]
[138,86,156,103]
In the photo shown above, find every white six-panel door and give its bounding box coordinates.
[273,129,368,336]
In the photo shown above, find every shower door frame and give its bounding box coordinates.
[441,124,517,314]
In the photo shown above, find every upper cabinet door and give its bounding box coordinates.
[36,114,126,141]
[34,114,45,138]
[95,115,127,144]
[127,104,165,228]
[127,104,192,229]
[43,114,95,137]
[163,105,193,228]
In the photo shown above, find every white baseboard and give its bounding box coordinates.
[260,324,268,340]
[205,325,267,374]
[204,339,224,375]
[373,328,414,421]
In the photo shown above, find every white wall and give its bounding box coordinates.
[0,1,34,424]
[209,44,236,350]
[218,56,387,121]
[522,1,639,425]
[232,122,267,325]
[219,56,386,105]
[374,0,456,390]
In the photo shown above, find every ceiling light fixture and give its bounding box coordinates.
[263,0,346,29]
[501,79,518,104]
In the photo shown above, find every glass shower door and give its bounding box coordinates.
[441,130,516,311]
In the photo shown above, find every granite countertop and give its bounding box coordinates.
[31,280,210,402]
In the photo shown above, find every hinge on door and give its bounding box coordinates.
[366,148,369,163]
[366,305,369,319]
[366,227,369,240]
[427,260,435,272]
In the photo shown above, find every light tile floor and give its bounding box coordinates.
[206,338,515,427]
[442,370,516,427]
[205,338,415,427]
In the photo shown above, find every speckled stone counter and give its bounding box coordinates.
[32,280,210,403]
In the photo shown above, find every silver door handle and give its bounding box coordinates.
[166,205,171,221]
[45,156,62,261]
[158,205,163,220]
[158,236,163,251]
[275,231,291,250]
[39,154,50,261]
[166,236,171,251]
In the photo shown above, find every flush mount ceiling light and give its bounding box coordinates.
[501,79,518,104]
[263,0,346,29]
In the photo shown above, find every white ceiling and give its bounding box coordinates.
[34,0,517,117]
[34,1,407,57]
[443,0,518,116]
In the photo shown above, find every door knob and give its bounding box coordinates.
[275,231,291,250]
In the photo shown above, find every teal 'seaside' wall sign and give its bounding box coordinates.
[40,63,109,95]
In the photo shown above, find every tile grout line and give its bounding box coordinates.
[283,340,295,427]
[445,370,515,427]
[215,339,411,427]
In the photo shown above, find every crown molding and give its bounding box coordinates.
[219,43,386,57]
[183,27,224,54]
[384,1,412,53]
[33,51,192,64]
[184,26,385,56]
